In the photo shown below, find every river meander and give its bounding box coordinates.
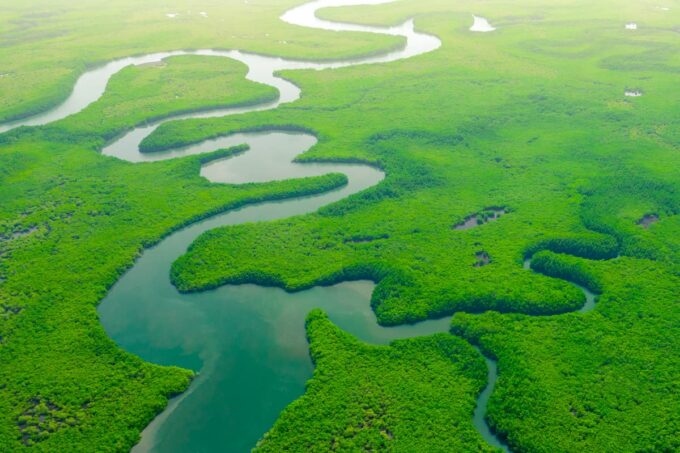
[0,1,599,451]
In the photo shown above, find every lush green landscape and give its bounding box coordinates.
[256,310,493,452]
[0,0,678,451]
[0,0,397,124]
[0,39,346,450]
[55,55,278,142]
[453,256,679,451]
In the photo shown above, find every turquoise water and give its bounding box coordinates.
[4,0,601,449]
[98,131,451,452]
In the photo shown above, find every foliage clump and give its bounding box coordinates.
[531,250,603,293]
[17,398,82,446]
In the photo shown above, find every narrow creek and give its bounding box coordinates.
[0,1,596,451]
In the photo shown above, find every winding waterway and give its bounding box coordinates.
[0,1,597,451]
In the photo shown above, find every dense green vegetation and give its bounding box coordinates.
[56,55,278,142]
[170,4,680,324]
[0,0,398,123]
[0,133,345,449]
[452,257,680,452]
[0,0,678,451]
[530,250,604,293]
[164,1,679,451]
[0,39,348,450]
[256,310,494,452]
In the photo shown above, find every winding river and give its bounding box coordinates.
[0,1,598,451]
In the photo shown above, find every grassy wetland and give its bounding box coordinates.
[0,0,679,452]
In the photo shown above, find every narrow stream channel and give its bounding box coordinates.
[0,2,597,452]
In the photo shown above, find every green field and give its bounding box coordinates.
[1,0,678,451]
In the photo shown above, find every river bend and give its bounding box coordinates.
[0,2,598,452]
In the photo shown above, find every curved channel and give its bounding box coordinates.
[0,1,599,452]
[469,259,598,453]
[88,1,441,451]
[0,1,439,137]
